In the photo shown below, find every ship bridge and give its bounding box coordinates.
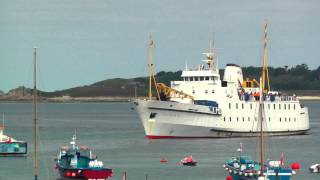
[181,70,220,82]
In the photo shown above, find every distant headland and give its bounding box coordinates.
[1,64,319,102]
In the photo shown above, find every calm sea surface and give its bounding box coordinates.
[0,101,319,180]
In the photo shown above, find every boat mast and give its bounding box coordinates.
[33,47,38,180]
[259,77,264,176]
[147,36,160,100]
[148,37,154,100]
[262,20,270,93]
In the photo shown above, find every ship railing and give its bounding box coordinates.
[239,94,298,102]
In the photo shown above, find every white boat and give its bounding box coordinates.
[133,28,310,139]
[310,164,320,173]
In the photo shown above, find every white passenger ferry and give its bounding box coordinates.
[133,24,309,139]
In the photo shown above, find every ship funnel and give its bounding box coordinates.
[223,64,243,84]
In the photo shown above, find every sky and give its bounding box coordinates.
[0,0,319,92]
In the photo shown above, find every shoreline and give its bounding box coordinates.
[0,96,319,103]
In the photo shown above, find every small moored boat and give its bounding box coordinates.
[55,134,112,179]
[309,164,320,173]
[0,121,27,156]
[179,155,197,166]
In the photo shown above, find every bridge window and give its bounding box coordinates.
[200,77,204,81]
[205,76,209,80]
[190,77,194,81]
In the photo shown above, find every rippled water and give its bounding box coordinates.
[0,101,319,180]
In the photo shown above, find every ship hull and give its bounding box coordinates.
[0,142,27,156]
[133,99,310,138]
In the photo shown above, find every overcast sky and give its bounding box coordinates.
[1,0,319,92]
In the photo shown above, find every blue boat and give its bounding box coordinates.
[223,146,299,180]
[0,124,27,156]
[55,134,112,179]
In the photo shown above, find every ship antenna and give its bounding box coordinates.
[33,47,39,180]
[262,20,270,93]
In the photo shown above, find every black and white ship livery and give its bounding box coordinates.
[133,29,309,139]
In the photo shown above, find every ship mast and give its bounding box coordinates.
[259,77,265,176]
[147,36,160,100]
[33,47,39,180]
[262,20,270,93]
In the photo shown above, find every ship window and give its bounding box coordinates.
[289,117,291,122]
[248,117,250,122]
[229,103,231,109]
[242,103,244,109]
[242,117,245,122]
[229,117,232,122]
[294,104,296,110]
[192,90,195,94]
[269,117,271,122]
[294,117,296,122]
[280,118,282,122]
[200,77,204,81]
[268,104,270,109]
[236,103,238,109]
[224,117,226,122]
[237,117,239,122]
[285,117,287,122]
[279,104,281,110]
[288,104,290,110]
[212,90,215,94]
[250,104,252,109]
[205,76,209,80]
[205,90,208,94]
[274,104,275,110]
[190,77,194,81]
[255,117,257,121]
[284,104,286,110]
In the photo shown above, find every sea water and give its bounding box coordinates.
[0,101,319,180]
